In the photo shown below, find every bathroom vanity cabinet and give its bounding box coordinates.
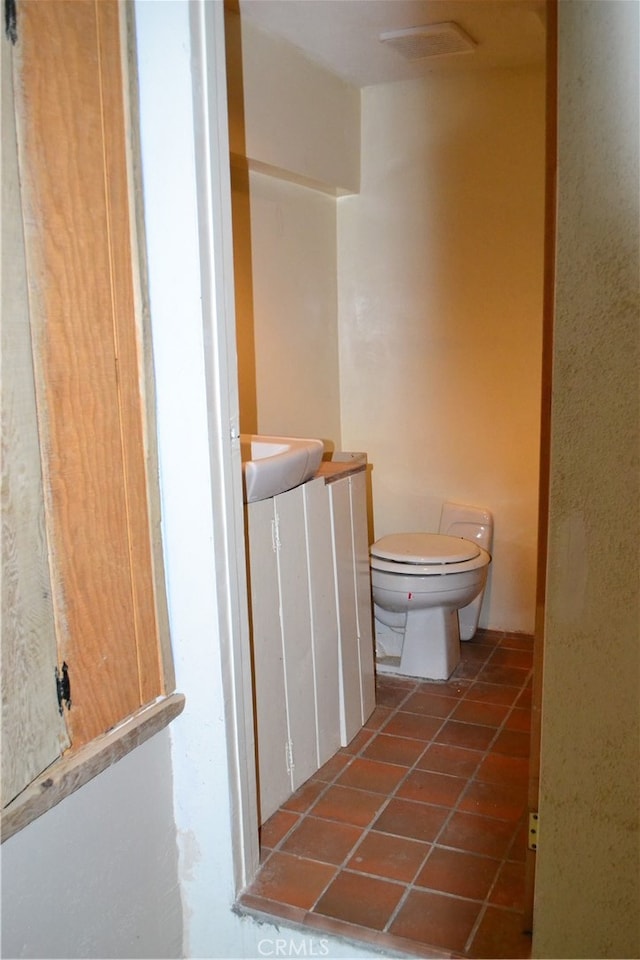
[246,462,375,824]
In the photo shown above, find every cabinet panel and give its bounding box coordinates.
[246,498,290,823]
[275,487,317,790]
[328,478,362,744]
[350,472,376,722]
[303,479,341,766]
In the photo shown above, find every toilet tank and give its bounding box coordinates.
[439,501,493,640]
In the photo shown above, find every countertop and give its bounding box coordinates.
[315,454,367,484]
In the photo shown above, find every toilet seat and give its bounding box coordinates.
[371,533,488,576]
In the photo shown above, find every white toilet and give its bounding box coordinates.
[370,501,493,681]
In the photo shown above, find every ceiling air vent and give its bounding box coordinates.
[379,22,476,61]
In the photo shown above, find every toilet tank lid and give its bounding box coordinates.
[371,532,480,564]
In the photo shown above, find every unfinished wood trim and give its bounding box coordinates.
[13,0,164,745]
[119,1,175,696]
[525,0,558,932]
[95,0,164,704]
[1,693,185,844]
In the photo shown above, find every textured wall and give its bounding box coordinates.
[533,2,640,957]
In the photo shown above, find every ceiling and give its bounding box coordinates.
[237,0,546,88]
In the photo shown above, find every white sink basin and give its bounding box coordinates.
[240,434,325,503]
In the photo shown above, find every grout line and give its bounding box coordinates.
[252,633,533,956]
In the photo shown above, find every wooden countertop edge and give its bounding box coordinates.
[315,459,368,483]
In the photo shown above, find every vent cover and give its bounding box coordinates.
[379,22,476,61]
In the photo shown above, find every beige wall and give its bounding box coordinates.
[338,67,545,634]
[232,168,342,445]
[229,12,546,634]
[532,2,640,957]
[226,12,360,194]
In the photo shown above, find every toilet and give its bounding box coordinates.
[370,501,493,680]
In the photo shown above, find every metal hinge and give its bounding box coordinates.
[285,738,294,775]
[4,0,17,45]
[55,661,71,715]
[528,811,539,851]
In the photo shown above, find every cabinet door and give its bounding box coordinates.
[275,487,317,791]
[246,497,291,823]
[329,478,362,744]
[350,472,376,722]
[303,479,341,766]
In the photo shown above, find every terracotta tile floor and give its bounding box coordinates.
[239,631,533,959]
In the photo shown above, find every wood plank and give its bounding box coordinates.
[247,498,291,823]
[303,479,341,766]
[275,488,317,789]
[12,0,159,745]
[1,35,70,807]
[525,0,558,932]
[1,694,185,843]
[95,0,163,703]
[328,478,361,745]
[349,472,376,724]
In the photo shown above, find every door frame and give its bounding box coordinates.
[524,0,558,930]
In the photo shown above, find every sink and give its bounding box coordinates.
[240,434,325,503]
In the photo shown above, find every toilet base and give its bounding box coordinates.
[374,606,461,681]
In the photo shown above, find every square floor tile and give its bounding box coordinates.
[463,682,521,707]
[337,757,408,794]
[310,784,386,827]
[314,870,405,930]
[504,708,532,733]
[347,830,430,882]
[499,634,534,651]
[312,752,352,782]
[282,777,326,813]
[363,705,393,730]
[383,711,444,741]
[468,905,532,959]
[438,810,517,858]
[373,797,449,843]
[476,752,529,786]
[376,678,416,708]
[249,851,337,910]
[389,887,481,952]
[450,698,510,727]
[396,768,467,808]
[417,742,484,779]
[507,817,529,862]
[478,663,531,687]
[280,815,363,864]
[362,732,427,767]
[458,780,527,822]
[416,846,500,901]
[460,641,495,663]
[340,727,375,755]
[260,809,300,849]
[402,690,459,719]
[490,647,534,670]
[492,729,531,757]
[435,719,496,751]
[490,860,527,910]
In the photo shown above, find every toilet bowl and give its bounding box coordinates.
[370,502,493,680]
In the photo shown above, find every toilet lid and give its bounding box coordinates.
[371,532,480,565]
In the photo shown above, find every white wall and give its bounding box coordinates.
[232,170,342,444]
[1,734,182,959]
[533,1,640,956]
[226,12,360,194]
[337,66,545,634]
